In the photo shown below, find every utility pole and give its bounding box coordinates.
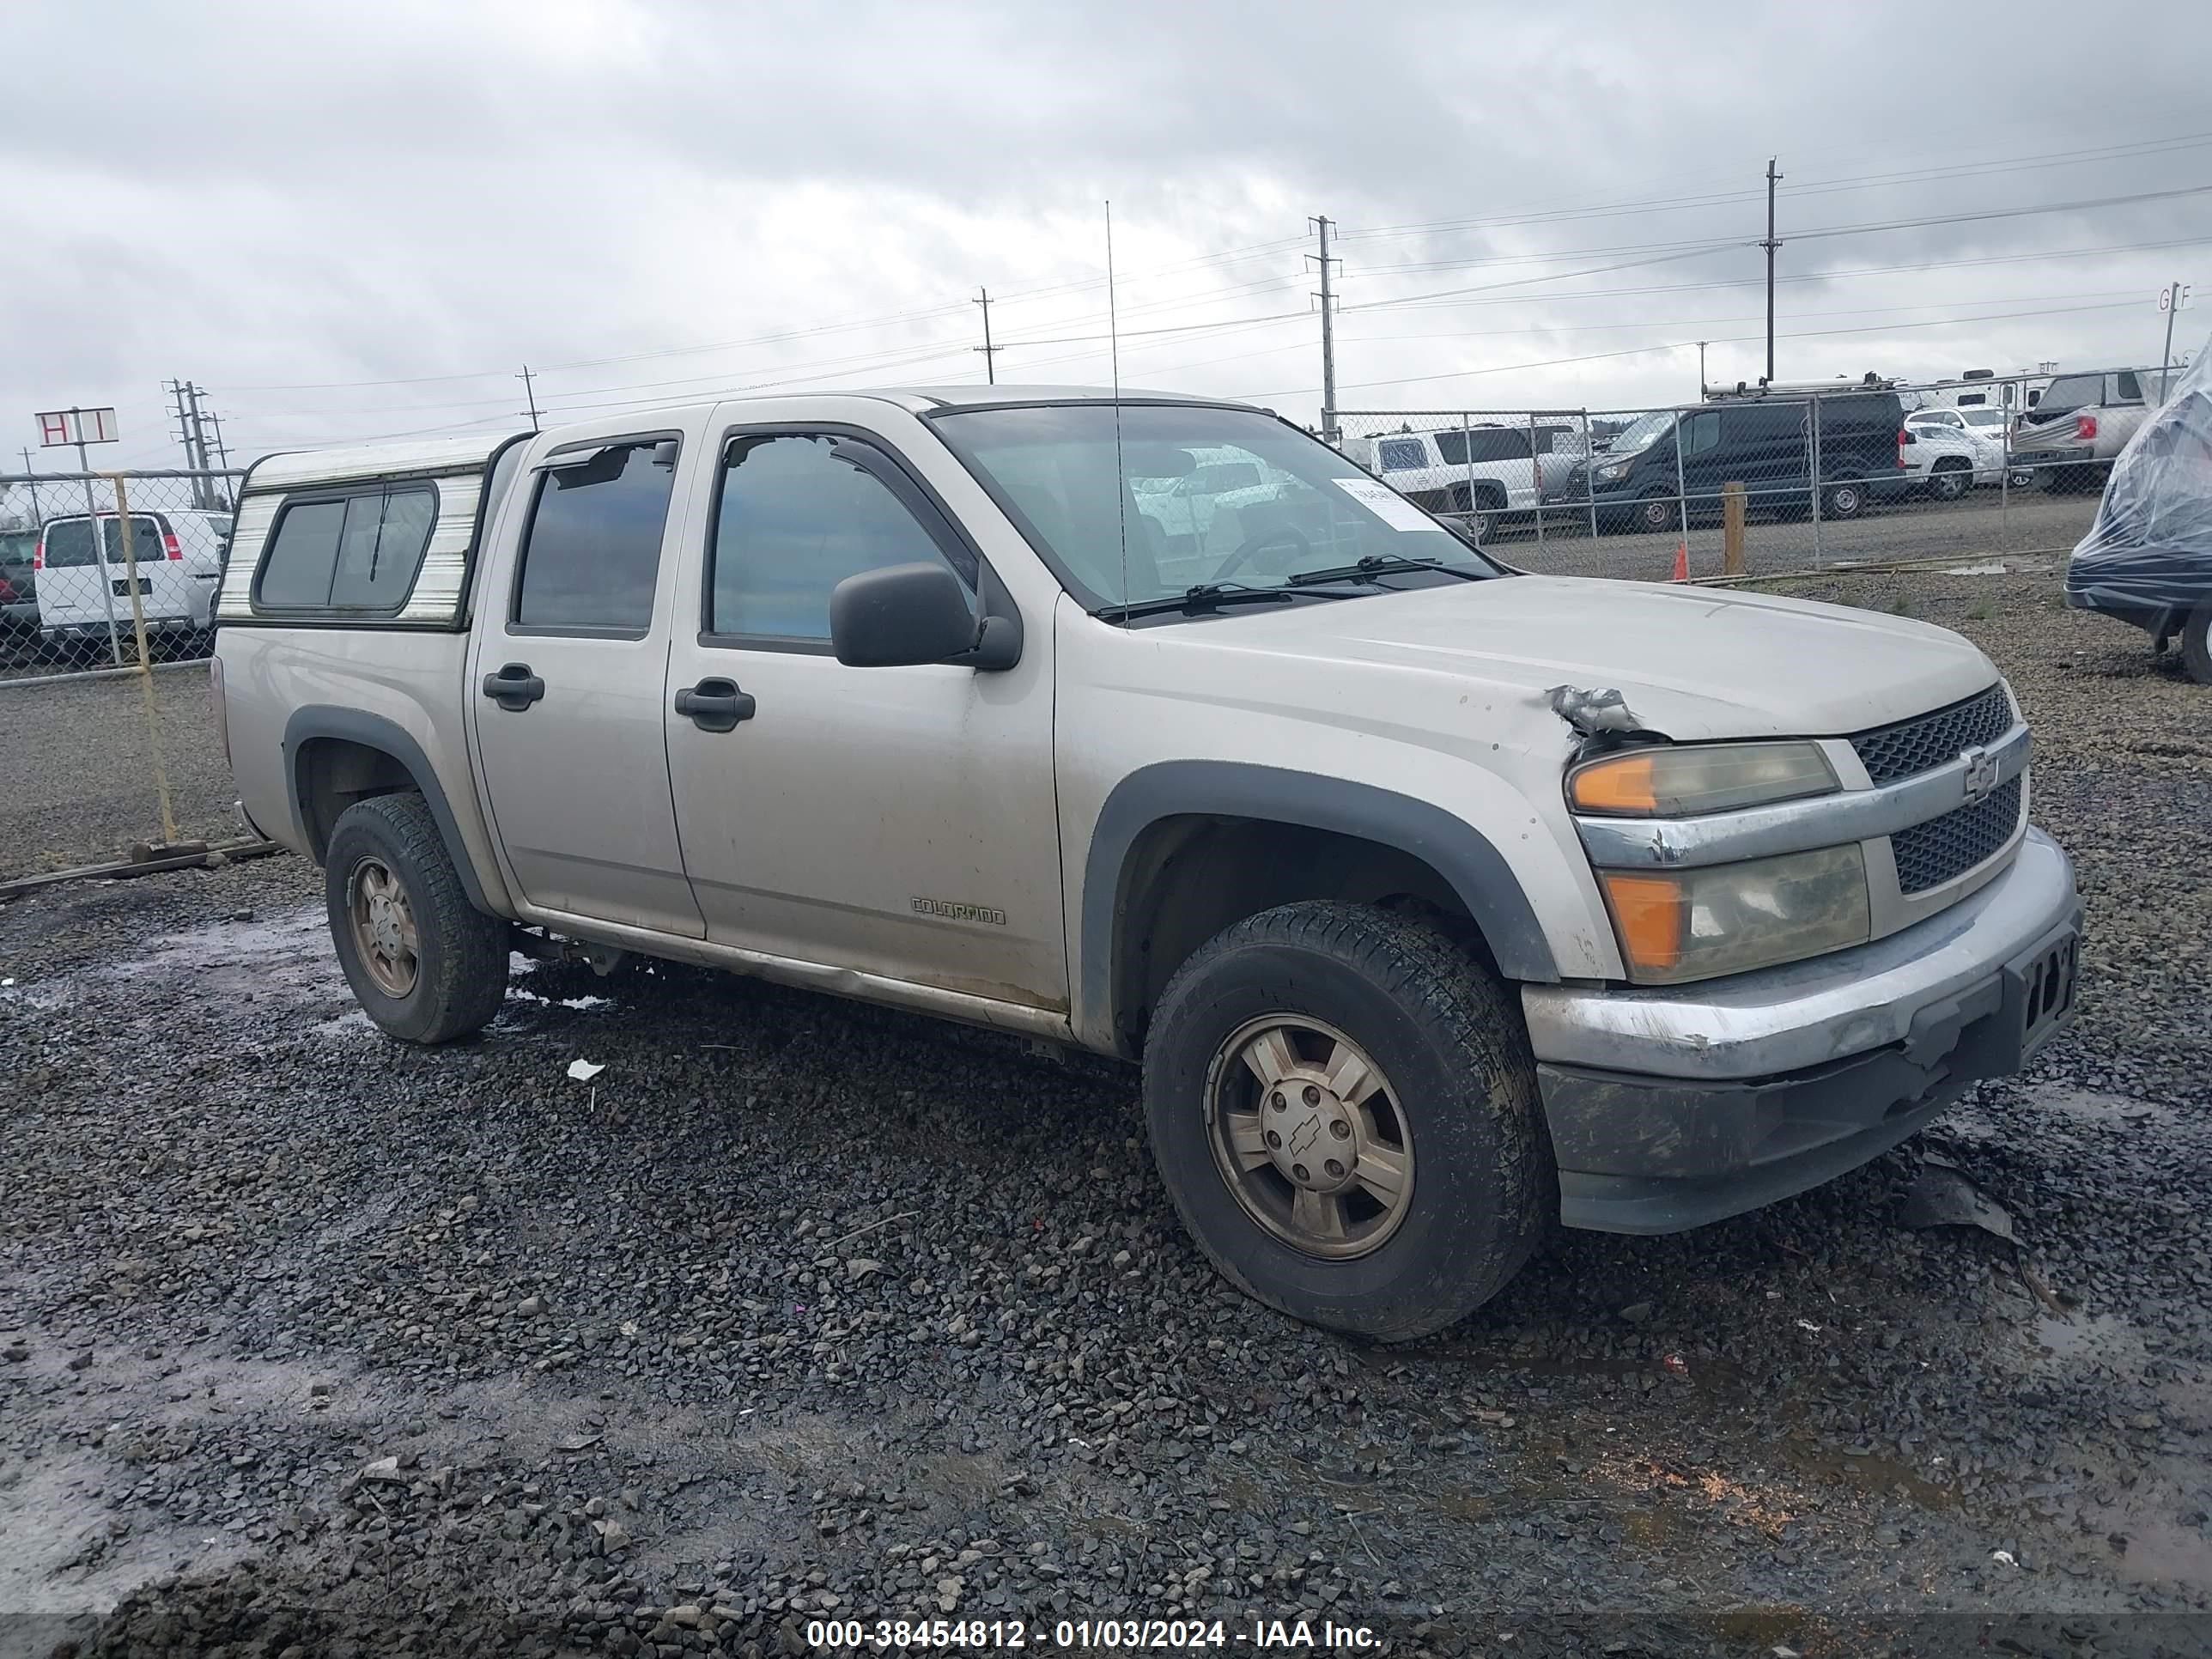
[1309,216,1340,441]
[519,365,541,432]
[18,447,41,522]
[972,288,1000,385]
[203,409,233,508]
[167,380,211,507]
[1760,158,1783,386]
[184,383,213,507]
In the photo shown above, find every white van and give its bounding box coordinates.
[34,508,232,649]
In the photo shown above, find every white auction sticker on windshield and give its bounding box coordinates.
[1332,476,1436,533]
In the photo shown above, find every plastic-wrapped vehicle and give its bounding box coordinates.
[2065,339,2212,683]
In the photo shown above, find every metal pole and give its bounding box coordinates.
[1462,413,1475,532]
[1673,408,1689,567]
[76,428,125,667]
[1580,409,1597,540]
[1528,410,1545,550]
[1761,158,1783,385]
[2160,281,2180,400]
[1999,378,2011,554]
[519,366,541,433]
[974,288,998,385]
[1312,216,1339,441]
[1697,341,1708,398]
[109,474,179,846]
[1808,394,1822,562]
[19,448,40,521]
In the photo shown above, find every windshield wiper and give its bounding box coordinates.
[1286,553,1487,586]
[1091,583,1307,623]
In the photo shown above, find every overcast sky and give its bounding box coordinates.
[5,0,2211,473]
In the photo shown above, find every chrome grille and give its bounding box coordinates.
[1850,684,2013,787]
[1890,776,2023,894]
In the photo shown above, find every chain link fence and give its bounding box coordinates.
[1331,369,2160,583]
[1,468,252,883]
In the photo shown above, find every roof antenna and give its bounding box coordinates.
[1107,198,1129,625]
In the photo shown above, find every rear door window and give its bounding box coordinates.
[38,515,164,568]
[1376,438,1427,471]
[513,439,679,634]
[1434,428,1532,465]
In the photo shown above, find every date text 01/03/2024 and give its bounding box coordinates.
[803,1617,1383,1650]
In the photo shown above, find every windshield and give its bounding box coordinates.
[931,403,1498,612]
[0,530,36,565]
[1603,410,1676,455]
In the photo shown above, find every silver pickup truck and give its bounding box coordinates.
[211,386,2081,1340]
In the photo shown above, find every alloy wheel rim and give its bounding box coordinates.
[1204,1015,1415,1261]
[349,857,420,997]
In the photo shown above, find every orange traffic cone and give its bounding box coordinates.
[1671,540,1689,582]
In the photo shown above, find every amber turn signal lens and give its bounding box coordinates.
[1598,872,1685,974]
[1569,752,1657,814]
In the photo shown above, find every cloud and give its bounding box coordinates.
[3,0,2208,471]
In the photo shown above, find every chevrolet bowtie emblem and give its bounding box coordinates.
[1960,744,2000,804]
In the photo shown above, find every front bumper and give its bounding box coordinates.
[1521,829,2080,1235]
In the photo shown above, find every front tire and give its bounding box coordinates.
[1928,464,1970,503]
[325,793,509,1043]
[1142,902,1550,1341]
[1636,491,1677,533]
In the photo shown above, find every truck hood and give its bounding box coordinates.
[1190,574,1998,741]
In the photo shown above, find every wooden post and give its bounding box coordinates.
[1722,479,1747,577]
[107,474,180,845]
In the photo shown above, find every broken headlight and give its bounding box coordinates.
[1598,845,1872,985]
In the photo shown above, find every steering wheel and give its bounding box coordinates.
[1210,523,1312,586]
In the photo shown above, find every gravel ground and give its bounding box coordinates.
[0,664,235,882]
[3,560,2209,1659]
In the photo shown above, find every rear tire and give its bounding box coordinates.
[1823,478,1868,520]
[325,793,509,1043]
[2183,605,2212,686]
[1142,902,1550,1341]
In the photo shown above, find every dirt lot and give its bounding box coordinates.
[2,558,2208,1658]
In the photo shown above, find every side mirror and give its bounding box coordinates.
[829,562,985,668]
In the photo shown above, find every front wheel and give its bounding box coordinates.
[1927,465,1971,503]
[1636,491,1678,533]
[1142,902,1550,1341]
[325,793,510,1042]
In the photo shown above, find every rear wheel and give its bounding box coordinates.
[1928,463,1971,502]
[1823,478,1868,520]
[2183,605,2212,686]
[1142,902,1550,1341]
[325,793,509,1042]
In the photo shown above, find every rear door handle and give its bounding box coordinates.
[674,677,756,732]
[482,662,545,711]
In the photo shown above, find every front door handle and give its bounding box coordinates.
[482,662,545,711]
[674,677,756,732]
